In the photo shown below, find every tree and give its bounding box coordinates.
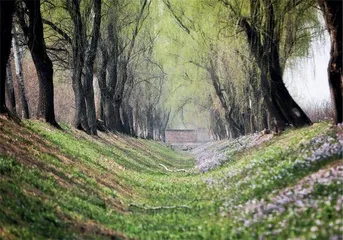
[44,0,102,134]
[83,0,101,135]
[98,0,151,133]
[66,0,90,132]
[221,0,313,130]
[318,0,342,124]
[17,0,60,127]
[0,1,15,114]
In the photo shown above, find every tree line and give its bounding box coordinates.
[0,0,341,140]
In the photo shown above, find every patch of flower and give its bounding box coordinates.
[192,132,274,173]
[294,129,343,169]
[226,164,343,230]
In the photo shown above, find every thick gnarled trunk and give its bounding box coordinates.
[18,0,59,127]
[318,0,342,124]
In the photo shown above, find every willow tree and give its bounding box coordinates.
[220,0,315,130]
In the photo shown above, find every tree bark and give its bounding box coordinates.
[0,1,15,114]
[12,26,29,119]
[318,0,342,124]
[6,61,16,112]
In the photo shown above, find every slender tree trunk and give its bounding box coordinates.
[318,0,342,124]
[6,61,16,112]
[121,103,130,134]
[106,22,118,131]
[113,99,124,132]
[161,110,170,142]
[128,105,135,136]
[147,106,154,139]
[111,61,127,133]
[0,1,15,114]
[12,26,29,119]
[72,74,89,132]
[84,68,97,134]
[122,103,134,135]
[134,102,139,136]
[97,38,108,123]
[208,58,243,137]
[112,61,128,133]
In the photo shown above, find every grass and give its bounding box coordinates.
[0,118,342,239]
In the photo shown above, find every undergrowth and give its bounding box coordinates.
[0,119,342,239]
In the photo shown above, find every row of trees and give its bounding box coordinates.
[161,0,341,138]
[1,0,172,139]
[0,0,341,140]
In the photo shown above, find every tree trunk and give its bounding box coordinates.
[73,76,89,132]
[0,1,15,113]
[84,66,97,135]
[18,0,60,127]
[128,105,135,136]
[239,10,311,131]
[122,103,134,135]
[121,103,130,135]
[113,99,124,133]
[12,26,29,119]
[147,106,154,139]
[106,22,118,131]
[112,63,127,133]
[318,0,342,124]
[84,0,101,135]
[208,58,243,137]
[6,61,16,113]
[67,0,89,132]
[268,39,312,127]
[97,38,108,123]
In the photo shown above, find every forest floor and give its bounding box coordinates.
[0,117,342,239]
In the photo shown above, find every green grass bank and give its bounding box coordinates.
[0,118,342,239]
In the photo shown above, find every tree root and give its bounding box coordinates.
[0,108,22,125]
[158,163,188,172]
[128,203,191,211]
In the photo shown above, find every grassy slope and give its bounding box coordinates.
[0,117,342,239]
